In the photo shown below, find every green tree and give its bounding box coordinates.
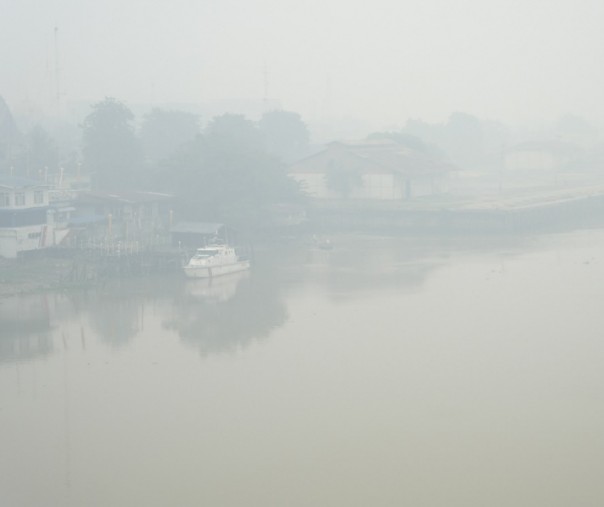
[259,110,310,163]
[26,126,59,177]
[140,108,200,164]
[158,114,302,229]
[82,97,142,191]
[205,113,262,152]
[0,95,23,173]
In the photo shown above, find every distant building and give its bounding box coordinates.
[0,176,70,258]
[288,140,454,200]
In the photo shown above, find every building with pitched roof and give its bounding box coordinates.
[288,140,454,201]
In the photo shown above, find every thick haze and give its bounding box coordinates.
[2,0,604,128]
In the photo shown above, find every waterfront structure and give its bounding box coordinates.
[0,176,70,258]
[72,191,173,242]
[288,139,454,200]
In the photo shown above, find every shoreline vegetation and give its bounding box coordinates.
[3,186,604,299]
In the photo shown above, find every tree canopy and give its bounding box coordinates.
[140,108,200,164]
[259,110,310,163]
[82,97,142,190]
[78,103,305,228]
[26,126,59,176]
[0,95,22,172]
[205,113,262,152]
[158,114,303,229]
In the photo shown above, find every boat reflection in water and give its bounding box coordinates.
[184,269,250,303]
[166,265,288,356]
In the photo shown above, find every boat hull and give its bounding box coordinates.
[183,260,250,279]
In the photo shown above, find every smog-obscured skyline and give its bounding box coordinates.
[2,0,604,130]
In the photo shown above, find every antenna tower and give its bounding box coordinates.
[54,26,61,104]
[263,62,269,113]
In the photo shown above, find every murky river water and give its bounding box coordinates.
[2,230,604,507]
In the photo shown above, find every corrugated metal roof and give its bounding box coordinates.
[0,176,48,189]
[289,142,455,176]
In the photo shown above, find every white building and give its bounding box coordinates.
[0,176,70,258]
[288,140,454,201]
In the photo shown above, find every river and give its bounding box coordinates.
[1,230,604,506]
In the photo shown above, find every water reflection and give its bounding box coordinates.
[307,240,443,297]
[184,270,249,302]
[266,234,534,299]
[0,234,539,364]
[0,294,53,362]
[164,270,288,356]
[86,290,143,347]
[4,231,603,506]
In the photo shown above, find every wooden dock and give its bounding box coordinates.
[51,240,189,284]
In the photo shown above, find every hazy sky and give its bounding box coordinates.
[2,0,604,129]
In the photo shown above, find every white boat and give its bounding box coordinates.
[183,244,250,278]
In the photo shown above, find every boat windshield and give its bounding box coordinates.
[194,249,219,258]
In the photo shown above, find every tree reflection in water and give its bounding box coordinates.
[0,235,532,362]
[162,237,450,357]
[164,269,288,356]
[77,277,188,347]
[86,291,142,347]
[0,294,53,363]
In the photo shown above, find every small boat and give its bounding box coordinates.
[312,235,333,250]
[183,244,250,279]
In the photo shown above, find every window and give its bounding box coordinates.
[34,191,44,204]
[15,193,25,206]
[0,193,9,207]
